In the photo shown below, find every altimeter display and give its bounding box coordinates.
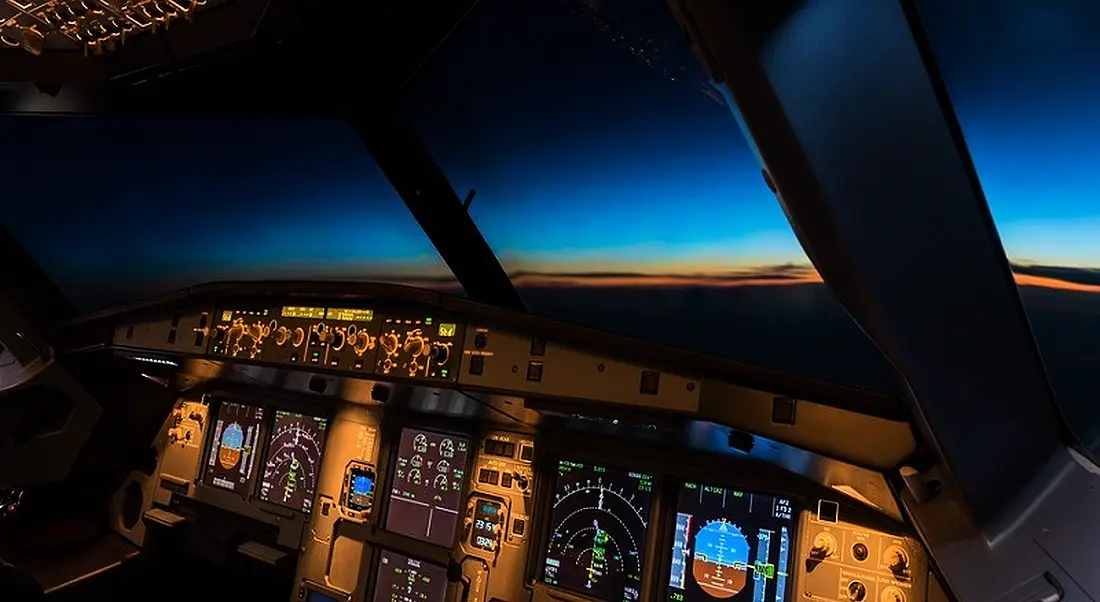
[258,410,329,513]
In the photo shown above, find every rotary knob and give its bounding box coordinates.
[404,337,424,356]
[331,330,346,351]
[247,324,263,340]
[430,344,449,364]
[380,333,399,354]
[292,327,306,347]
[227,324,244,342]
[274,326,289,346]
[353,333,373,355]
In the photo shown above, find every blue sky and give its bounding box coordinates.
[1,0,1097,302]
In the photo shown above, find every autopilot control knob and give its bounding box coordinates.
[515,473,529,491]
[292,327,306,347]
[430,344,450,364]
[404,337,424,356]
[353,333,373,355]
[331,330,346,351]
[274,326,290,346]
[380,333,399,354]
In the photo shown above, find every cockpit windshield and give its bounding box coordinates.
[0,0,900,395]
[402,0,894,391]
[919,1,1100,455]
[0,116,459,311]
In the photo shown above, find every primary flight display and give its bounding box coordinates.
[668,483,794,602]
[203,402,264,493]
[541,459,654,602]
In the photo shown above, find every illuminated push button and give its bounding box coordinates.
[468,355,485,376]
[500,473,513,488]
[519,445,533,462]
[511,518,525,536]
[525,361,543,382]
[639,370,660,395]
[353,360,364,370]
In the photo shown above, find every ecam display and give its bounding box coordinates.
[667,483,795,602]
[541,460,654,602]
[203,402,264,494]
[258,410,330,513]
[385,427,470,547]
[372,550,448,602]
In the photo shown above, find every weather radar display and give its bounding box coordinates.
[259,410,329,513]
[203,402,264,493]
[668,483,795,602]
[541,460,654,602]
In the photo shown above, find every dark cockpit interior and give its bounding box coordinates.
[1,2,1099,602]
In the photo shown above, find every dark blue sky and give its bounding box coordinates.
[0,0,1097,393]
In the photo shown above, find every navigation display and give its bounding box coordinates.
[668,483,795,602]
[203,402,264,493]
[385,427,470,546]
[258,410,329,513]
[542,460,654,602]
[372,549,449,602]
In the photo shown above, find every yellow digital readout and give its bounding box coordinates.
[438,323,457,337]
[326,308,375,322]
[280,306,326,319]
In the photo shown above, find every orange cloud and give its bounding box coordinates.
[391,265,1100,294]
[1012,273,1100,293]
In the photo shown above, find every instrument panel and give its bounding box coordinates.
[130,384,931,602]
[140,394,930,602]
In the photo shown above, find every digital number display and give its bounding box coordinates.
[203,402,264,494]
[471,499,504,552]
[326,308,374,322]
[258,410,329,513]
[542,460,654,602]
[438,323,457,337]
[668,483,795,602]
[372,550,448,602]
[281,306,326,319]
[385,428,470,546]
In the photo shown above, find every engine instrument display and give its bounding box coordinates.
[347,466,376,513]
[258,410,329,513]
[372,549,449,602]
[385,427,470,547]
[668,483,795,602]
[203,402,264,494]
[542,460,654,602]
